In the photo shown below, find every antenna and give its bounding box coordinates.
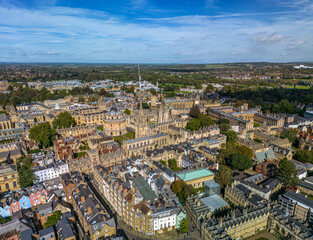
[138,64,142,90]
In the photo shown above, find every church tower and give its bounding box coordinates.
[135,98,149,138]
[158,94,169,123]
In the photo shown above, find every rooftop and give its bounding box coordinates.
[176,168,214,182]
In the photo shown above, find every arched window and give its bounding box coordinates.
[5,183,9,190]
[13,181,17,188]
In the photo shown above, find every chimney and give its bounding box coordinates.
[115,182,119,187]
[123,189,128,196]
[164,201,167,207]
[81,196,85,203]
[76,188,79,193]
[119,185,123,192]
[157,202,161,207]
[88,207,92,215]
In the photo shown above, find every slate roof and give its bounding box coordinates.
[132,175,157,202]
[255,149,276,162]
[176,168,214,182]
[283,191,313,209]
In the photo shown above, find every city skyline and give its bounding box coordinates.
[0,0,313,63]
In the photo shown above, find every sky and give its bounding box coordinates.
[0,0,312,63]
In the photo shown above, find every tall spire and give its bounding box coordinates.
[139,96,144,116]
[138,64,142,90]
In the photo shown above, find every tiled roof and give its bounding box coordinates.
[176,168,214,182]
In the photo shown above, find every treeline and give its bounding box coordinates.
[220,87,313,114]
[0,85,107,107]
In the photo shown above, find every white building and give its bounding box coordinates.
[33,161,69,182]
[152,209,177,233]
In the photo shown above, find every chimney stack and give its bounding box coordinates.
[88,207,92,215]
[81,196,85,203]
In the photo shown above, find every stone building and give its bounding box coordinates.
[103,102,127,136]
[0,114,13,130]
[200,206,270,240]
[176,168,214,189]
[71,173,116,239]
[0,165,19,193]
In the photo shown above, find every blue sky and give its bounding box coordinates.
[0,0,312,63]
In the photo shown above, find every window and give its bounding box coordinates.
[5,183,9,190]
[13,181,17,188]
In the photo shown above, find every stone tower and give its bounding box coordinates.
[135,98,149,138]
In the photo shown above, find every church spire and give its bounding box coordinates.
[139,97,144,116]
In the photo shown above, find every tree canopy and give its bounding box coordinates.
[179,218,189,234]
[124,109,131,115]
[29,122,55,148]
[227,130,237,143]
[218,143,253,165]
[43,211,61,228]
[189,105,201,118]
[219,123,231,135]
[17,157,35,188]
[52,111,76,129]
[231,153,252,170]
[171,181,196,205]
[280,128,299,147]
[214,165,233,189]
[185,118,201,131]
[277,158,299,186]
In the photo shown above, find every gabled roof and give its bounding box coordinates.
[255,149,276,162]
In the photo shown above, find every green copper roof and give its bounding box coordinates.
[176,168,214,182]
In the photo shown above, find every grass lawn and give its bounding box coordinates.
[113,131,135,142]
[286,85,310,89]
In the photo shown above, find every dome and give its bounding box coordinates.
[108,102,121,116]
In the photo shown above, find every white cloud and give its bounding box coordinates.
[0,5,312,63]
[251,33,284,43]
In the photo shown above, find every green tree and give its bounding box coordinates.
[277,158,299,186]
[179,218,189,234]
[171,180,184,193]
[219,123,231,135]
[237,145,254,159]
[214,165,233,189]
[43,211,62,228]
[231,153,252,170]
[171,181,195,205]
[218,118,230,124]
[29,123,55,148]
[195,84,202,89]
[227,130,237,143]
[78,96,85,103]
[280,129,299,147]
[189,105,201,118]
[185,118,201,131]
[52,111,76,129]
[124,109,131,115]
[205,84,214,93]
[198,114,214,128]
[18,167,36,188]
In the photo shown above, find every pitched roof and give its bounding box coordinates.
[255,149,276,162]
[176,168,214,182]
